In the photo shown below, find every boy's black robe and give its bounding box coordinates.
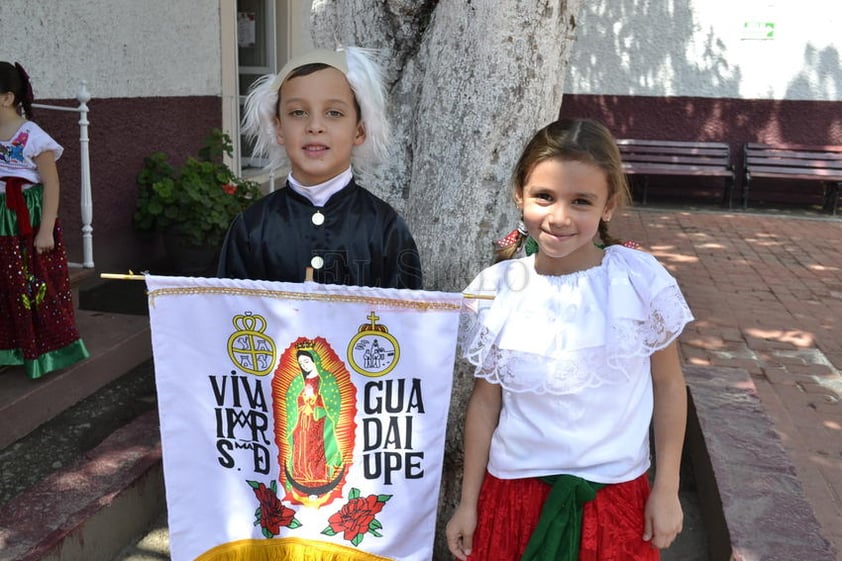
[217,178,423,289]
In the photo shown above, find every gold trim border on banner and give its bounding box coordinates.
[101,273,493,302]
[147,286,462,311]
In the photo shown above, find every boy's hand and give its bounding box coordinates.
[643,484,683,549]
[445,504,477,560]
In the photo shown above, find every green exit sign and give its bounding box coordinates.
[742,21,775,40]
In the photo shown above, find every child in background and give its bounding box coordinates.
[0,61,89,379]
[217,46,422,289]
[446,119,693,560]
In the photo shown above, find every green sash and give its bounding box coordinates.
[521,475,605,561]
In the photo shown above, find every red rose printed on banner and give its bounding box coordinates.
[322,487,392,547]
[247,479,301,538]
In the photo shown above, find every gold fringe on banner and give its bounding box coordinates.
[196,537,394,561]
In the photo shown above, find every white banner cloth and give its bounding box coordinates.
[145,275,463,561]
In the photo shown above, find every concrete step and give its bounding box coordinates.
[0,273,160,561]
[0,307,152,450]
[0,410,164,561]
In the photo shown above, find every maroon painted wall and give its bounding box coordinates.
[559,94,842,208]
[34,96,222,273]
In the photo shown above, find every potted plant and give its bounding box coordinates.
[133,129,262,273]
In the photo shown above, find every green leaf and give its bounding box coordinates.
[377,494,392,503]
[133,128,263,245]
[152,179,174,198]
[369,519,382,531]
[349,488,360,499]
[246,480,260,489]
[288,519,302,529]
[351,534,364,547]
[321,527,337,536]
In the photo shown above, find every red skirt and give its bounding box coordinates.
[0,185,89,379]
[467,472,659,561]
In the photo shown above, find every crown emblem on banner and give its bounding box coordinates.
[347,311,400,378]
[232,312,267,334]
[357,311,389,334]
[295,339,317,351]
[227,312,276,376]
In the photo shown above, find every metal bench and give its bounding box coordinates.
[743,143,842,214]
[616,139,735,207]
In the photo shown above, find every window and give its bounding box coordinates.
[237,0,276,170]
[226,1,313,182]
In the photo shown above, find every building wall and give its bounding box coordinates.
[3,0,839,269]
[566,0,842,102]
[0,0,221,99]
[0,0,224,270]
[561,0,842,205]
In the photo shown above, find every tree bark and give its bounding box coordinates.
[311,1,582,558]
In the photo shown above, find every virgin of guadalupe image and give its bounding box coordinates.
[272,338,357,507]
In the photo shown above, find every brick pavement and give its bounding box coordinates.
[615,207,842,560]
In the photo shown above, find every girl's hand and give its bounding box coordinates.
[34,229,55,254]
[643,484,683,549]
[445,503,477,560]
[32,151,60,255]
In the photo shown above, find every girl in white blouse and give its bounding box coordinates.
[446,119,693,561]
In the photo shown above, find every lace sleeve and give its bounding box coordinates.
[616,247,694,352]
[643,283,694,351]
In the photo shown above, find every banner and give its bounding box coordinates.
[145,276,463,561]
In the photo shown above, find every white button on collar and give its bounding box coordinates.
[310,255,324,269]
[312,211,325,226]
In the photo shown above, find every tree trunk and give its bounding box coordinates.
[311,1,582,558]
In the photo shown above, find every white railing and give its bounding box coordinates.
[32,81,93,268]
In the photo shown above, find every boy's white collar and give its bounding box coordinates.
[287,168,353,207]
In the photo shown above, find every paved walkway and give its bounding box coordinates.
[616,206,842,560]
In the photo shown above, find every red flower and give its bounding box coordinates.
[222,183,237,195]
[327,494,386,540]
[253,482,296,535]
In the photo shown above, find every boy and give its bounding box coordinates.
[217,47,422,289]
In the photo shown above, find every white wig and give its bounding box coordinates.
[241,46,391,179]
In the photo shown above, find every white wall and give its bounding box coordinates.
[0,0,222,99]
[6,0,839,103]
[566,0,842,101]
